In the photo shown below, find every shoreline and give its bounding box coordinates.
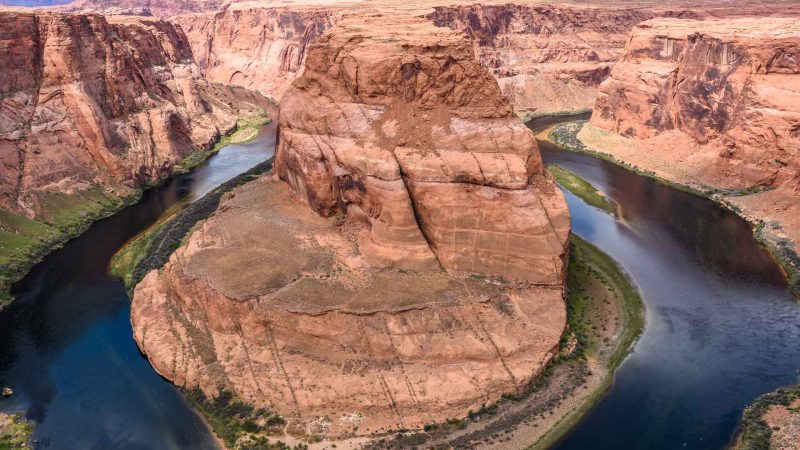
[118,164,644,450]
[547,120,800,300]
[0,111,271,310]
[349,235,644,450]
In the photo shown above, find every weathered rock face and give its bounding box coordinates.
[593,17,800,188]
[582,17,800,255]
[59,0,222,17]
[429,4,659,117]
[174,6,336,101]
[0,10,244,215]
[276,14,570,284]
[132,15,569,440]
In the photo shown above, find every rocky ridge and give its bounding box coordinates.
[131,13,570,441]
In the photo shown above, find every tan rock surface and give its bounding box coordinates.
[275,13,570,283]
[763,398,800,450]
[584,17,800,251]
[132,14,569,440]
[429,4,658,117]
[132,177,566,438]
[174,6,337,102]
[0,10,258,217]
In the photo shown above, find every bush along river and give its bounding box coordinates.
[0,105,277,450]
[528,116,800,450]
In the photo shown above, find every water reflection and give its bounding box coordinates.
[533,125,800,450]
[0,107,276,449]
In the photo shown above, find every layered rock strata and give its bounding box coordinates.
[0,10,254,216]
[174,6,337,101]
[582,17,800,253]
[132,15,570,439]
[275,14,570,283]
[429,4,658,117]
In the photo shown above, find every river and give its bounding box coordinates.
[0,110,798,449]
[0,110,276,449]
[529,116,800,450]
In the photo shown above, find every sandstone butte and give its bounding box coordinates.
[581,17,800,255]
[130,13,571,439]
[0,9,265,218]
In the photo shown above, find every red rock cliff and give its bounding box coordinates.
[591,17,800,192]
[276,13,570,284]
[173,6,336,101]
[429,4,659,117]
[132,14,569,442]
[0,10,245,215]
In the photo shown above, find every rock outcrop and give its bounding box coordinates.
[276,13,570,283]
[581,17,800,253]
[0,10,252,216]
[59,0,222,17]
[429,4,658,117]
[132,14,569,440]
[174,6,336,101]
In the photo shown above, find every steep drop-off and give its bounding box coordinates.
[429,4,658,118]
[0,10,249,215]
[0,9,264,304]
[580,17,800,263]
[174,6,336,101]
[132,14,569,442]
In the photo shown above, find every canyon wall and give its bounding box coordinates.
[429,4,659,117]
[581,17,800,258]
[132,14,570,441]
[173,6,336,101]
[0,10,253,217]
[592,17,800,187]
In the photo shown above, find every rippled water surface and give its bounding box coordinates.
[0,112,276,449]
[529,117,800,450]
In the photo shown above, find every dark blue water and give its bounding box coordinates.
[532,122,800,450]
[0,111,276,449]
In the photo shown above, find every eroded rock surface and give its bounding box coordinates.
[276,14,570,283]
[174,6,337,101]
[132,15,569,439]
[429,4,658,117]
[583,17,800,252]
[0,10,253,216]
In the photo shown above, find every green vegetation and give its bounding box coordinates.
[384,236,644,450]
[0,187,140,307]
[548,120,800,301]
[566,235,644,368]
[173,112,271,175]
[0,413,33,450]
[185,388,307,450]
[737,384,800,450]
[110,160,273,291]
[548,165,615,214]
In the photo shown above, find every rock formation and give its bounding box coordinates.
[0,10,253,216]
[429,4,658,118]
[58,0,222,17]
[173,6,336,101]
[132,14,570,440]
[581,17,800,253]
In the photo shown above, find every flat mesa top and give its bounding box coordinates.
[639,17,800,39]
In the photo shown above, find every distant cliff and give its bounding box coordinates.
[174,6,336,101]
